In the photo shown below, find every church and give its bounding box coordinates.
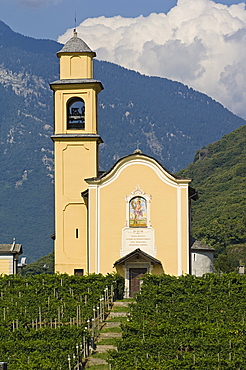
[50,31,214,297]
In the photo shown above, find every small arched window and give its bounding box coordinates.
[129,196,147,227]
[67,97,85,129]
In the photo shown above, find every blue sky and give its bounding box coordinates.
[1,0,245,41]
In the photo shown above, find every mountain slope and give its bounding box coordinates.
[95,60,245,171]
[0,20,245,261]
[178,124,246,255]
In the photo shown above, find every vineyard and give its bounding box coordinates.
[2,273,246,369]
[109,273,246,369]
[0,273,124,369]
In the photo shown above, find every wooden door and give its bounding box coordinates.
[129,268,147,297]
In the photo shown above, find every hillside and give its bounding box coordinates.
[178,124,246,265]
[22,252,54,275]
[0,20,245,261]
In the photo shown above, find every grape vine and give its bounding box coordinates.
[109,273,246,369]
[0,273,124,369]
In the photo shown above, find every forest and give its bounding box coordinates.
[178,124,246,271]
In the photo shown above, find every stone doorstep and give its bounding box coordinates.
[104,321,121,328]
[86,357,108,366]
[99,332,122,339]
[96,344,117,353]
[109,312,128,318]
[113,301,130,307]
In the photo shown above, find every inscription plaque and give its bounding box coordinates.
[121,228,156,257]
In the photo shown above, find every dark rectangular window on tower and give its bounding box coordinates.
[76,228,79,238]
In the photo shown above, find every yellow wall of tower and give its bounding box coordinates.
[51,35,102,275]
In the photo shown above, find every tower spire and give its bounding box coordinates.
[74,12,77,37]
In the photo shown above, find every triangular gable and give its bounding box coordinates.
[114,248,162,267]
[85,152,192,186]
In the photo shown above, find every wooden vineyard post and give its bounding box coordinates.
[100,297,104,321]
[98,306,101,329]
[111,284,114,302]
[83,330,86,358]
[68,355,71,370]
[58,306,60,327]
[39,307,42,328]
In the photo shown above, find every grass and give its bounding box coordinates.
[90,352,109,360]
[86,364,109,370]
[110,305,129,312]
[106,316,128,322]
[98,338,119,345]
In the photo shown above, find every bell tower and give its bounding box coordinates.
[50,31,103,275]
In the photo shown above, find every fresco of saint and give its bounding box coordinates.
[129,197,147,227]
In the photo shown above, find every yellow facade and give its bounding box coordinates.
[51,33,196,294]
[86,155,191,277]
[0,243,23,275]
[0,257,12,275]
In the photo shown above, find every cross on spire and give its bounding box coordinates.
[134,140,142,154]
[135,140,141,150]
[74,12,77,36]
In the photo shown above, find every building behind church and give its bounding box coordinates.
[50,31,213,297]
[0,240,23,275]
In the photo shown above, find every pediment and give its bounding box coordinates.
[114,248,162,267]
[85,152,191,187]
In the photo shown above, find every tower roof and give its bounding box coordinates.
[57,31,96,57]
[190,238,214,251]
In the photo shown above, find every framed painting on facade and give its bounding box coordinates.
[129,196,147,227]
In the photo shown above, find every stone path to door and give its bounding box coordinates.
[85,301,130,369]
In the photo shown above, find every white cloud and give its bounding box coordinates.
[58,0,246,119]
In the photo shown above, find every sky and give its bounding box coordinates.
[1,0,246,119]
